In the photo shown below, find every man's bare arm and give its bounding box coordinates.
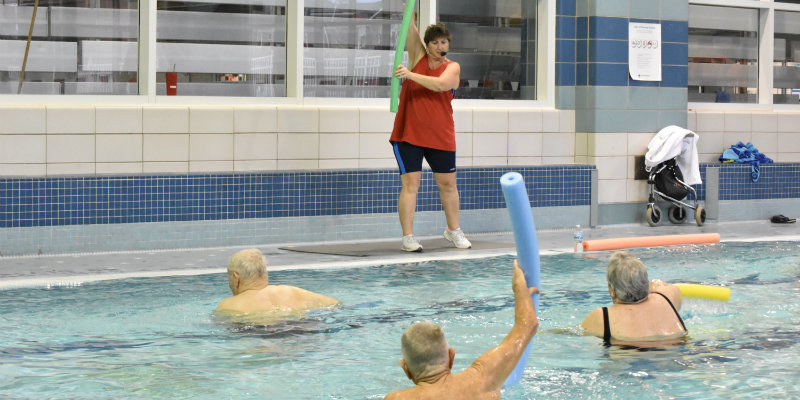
[468,260,539,391]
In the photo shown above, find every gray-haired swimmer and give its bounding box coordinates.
[216,249,340,319]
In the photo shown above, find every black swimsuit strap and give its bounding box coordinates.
[602,307,611,345]
[653,292,687,332]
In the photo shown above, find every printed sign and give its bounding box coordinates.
[629,22,661,81]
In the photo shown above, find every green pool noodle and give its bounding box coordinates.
[390,0,417,113]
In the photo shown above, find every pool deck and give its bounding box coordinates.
[1,220,798,288]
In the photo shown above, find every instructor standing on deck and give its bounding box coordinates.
[390,11,470,253]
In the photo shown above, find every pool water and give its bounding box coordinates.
[1,241,799,399]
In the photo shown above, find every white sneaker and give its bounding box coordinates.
[401,234,423,252]
[444,228,472,249]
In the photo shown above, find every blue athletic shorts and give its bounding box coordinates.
[391,141,456,175]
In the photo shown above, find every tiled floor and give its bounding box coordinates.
[0,220,797,289]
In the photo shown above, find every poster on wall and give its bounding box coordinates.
[629,22,661,81]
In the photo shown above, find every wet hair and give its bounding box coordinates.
[423,22,452,45]
[606,251,649,303]
[401,321,450,379]
[227,248,267,282]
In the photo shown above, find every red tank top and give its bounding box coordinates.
[389,55,456,152]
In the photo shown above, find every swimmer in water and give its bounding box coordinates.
[216,249,340,318]
[581,251,687,346]
[385,260,538,399]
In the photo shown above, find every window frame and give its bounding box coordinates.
[689,0,800,110]
[0,0,555,109]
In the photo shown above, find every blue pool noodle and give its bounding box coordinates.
[499,172,540,387]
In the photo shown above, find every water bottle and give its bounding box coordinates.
[573,225,584,253]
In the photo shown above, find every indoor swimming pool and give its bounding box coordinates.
[1,240,799,399]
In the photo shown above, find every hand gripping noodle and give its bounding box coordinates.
[390,0,416,113]
[500,172,540,386]
[674,283,730,301]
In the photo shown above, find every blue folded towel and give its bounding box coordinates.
[719,142,773,182]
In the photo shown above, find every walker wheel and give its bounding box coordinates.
[695,206,706,226]
[646,204,662,227]
[668,206,688,224]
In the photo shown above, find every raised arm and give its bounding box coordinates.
[467,260,539,391]
[405,11,426,71]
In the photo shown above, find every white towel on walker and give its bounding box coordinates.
[644,125,702,186]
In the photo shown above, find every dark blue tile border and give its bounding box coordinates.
[0,166,596,229]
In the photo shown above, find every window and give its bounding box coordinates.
[774,10,800,104]
[156,0,286,97]
[438,0,534,100]
[1,0,139,95]
[303,0,411,98]
[688,5,758,103]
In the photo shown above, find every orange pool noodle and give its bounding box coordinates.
[582,233,720,252]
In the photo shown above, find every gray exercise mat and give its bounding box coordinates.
[280,238,515,257]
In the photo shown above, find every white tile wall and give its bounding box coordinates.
[473,133,508,157]
[542,110,560,132]
[320,133,359,159]
[47,163,95,175]
[277,107,319,133]
[319,107,359,133]
[234,106,277,133]
[143,161,188,173]
[777,113,800,133]
[778,131,800,152]
[0,135,46,163]
[453,108,473,132]
[626,179,649,202]
[751,132,778,154]
[143,107,189,133]
[358,107,395,133]
[189,106,234,134]
[588,132,627,156]
[278,133,319,159]
[96,134,143,162]
[751,113,778,132]
[0,164,46,176]
[722,132,752,148]
[319,159,359,169]
[508,133,542,157]
[473,109,508,133]
[96,106,142,134]
[695,112,724,132]
[542,132,575,157]
[46,106,95,134]
[143,134,189,161]
[508,109,543,133]
[455,132,473,157]
[472,156,508,166]
[190,134,233,161]
[591,156,627,180]
[559,109,575,133]
[278,159,319,170]
[0,106,46,134]
[47,135,94,163]
[627,133,654,156]
[598,179,627,203]
[190,161,234,172]
[508,156,542,166]
[723,113,752,132]
[96,162,143,174]
[234,160,277,171]
[359,158,397,169]
[359,133,391,159]
[234,133,277,160]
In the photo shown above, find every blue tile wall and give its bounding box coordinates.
[589,39,628,63]
[661,43,688,66]
[557,0,576,16]
[589,16,628,40]
[717,163,800,201]
[557,16,577,39]
[556,62,576,86]
[0,166,596,229]
[556,39,576,63]
[661,20,689,43]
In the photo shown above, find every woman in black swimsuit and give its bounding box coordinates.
[581,252,687,346]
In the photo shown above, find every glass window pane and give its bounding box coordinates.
[1,0,139,95]
[156,0,286,97]
[438,0,535,100]
[774,10,800,105]
[688,5,758,104]
[303,0,411,98]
